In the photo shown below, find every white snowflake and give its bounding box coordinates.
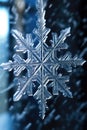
[0,0,85,119]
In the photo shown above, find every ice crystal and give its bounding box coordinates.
[0,0,85,119]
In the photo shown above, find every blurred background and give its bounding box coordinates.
[0,0,87,130]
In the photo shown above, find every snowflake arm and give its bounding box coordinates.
[33,0,51,119]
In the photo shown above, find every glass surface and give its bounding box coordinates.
[0,6,11,130]
[0,0,9,2]
[0,8,9,41]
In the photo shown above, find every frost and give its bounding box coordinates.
[0,0,85,119]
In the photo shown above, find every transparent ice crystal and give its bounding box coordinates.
[0,0,85,119]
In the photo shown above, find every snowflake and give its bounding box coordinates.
[0,0,85,119]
